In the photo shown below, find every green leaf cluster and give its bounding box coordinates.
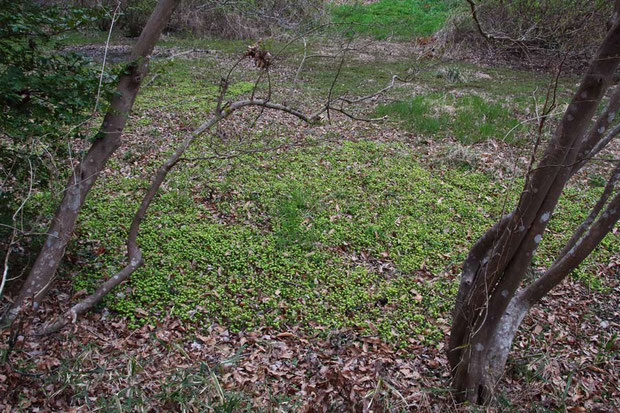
[0,0,115,230]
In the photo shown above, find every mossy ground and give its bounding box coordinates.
[56,36,619,349]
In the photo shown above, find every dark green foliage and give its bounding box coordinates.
[0,1,114,232]
[121,0,158,37]
[0,1,105,137]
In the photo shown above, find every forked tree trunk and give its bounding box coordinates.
[448,12,620,404]
[6,0,178,320]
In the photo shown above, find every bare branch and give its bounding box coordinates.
[572,82,620,175]
[525,58,566,177]
[326,106,386,122]
[465,0,529,52]
[522,189,620,305]
[1,160,35,308]
[326,47,349,124]
[294,37,308,83]
[560,162,620,258]
[217,55,245,112]
[584,122,620,162]
[336,75,407,105]
[94,1,121,114]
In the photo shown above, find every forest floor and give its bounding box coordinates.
[1,33,619,411]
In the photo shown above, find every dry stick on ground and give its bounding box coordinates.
[448,9,620,403]
[39,72,405,334]
[6,0,179,322]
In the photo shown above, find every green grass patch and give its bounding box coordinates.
[377,92,526,144]
[295,60,574,142]
[331,0,461,39]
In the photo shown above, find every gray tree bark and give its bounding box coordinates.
[448,10,620,403]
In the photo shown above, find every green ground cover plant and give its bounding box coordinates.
[70,138,617,347]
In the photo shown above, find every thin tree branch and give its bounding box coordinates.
[94,1,121,114]
[465,0,529,51]
[1,160,34,310]
[522,190,620,305]
[293,37,339,83]
[579,122,620,169]
[572,82,620,175]
[559,162,620,258]
[294,37,308,83]
[326,47,348,124]
[336,75,407,105]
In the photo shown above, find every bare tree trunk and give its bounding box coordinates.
[6,0,178,320]
[448,13,620,404]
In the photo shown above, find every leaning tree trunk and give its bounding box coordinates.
[448,12,620,404]
[6,0,178,320]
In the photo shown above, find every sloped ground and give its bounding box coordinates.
[1,37,618,411]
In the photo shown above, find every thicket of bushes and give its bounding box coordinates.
[56,0,612,68]
[66,0,324,38]
[442,0,613,69]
